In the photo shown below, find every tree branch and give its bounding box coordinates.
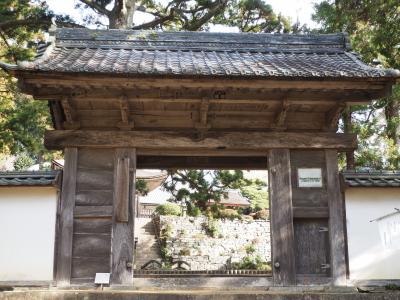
[132,13,176,30]
[183,0,227,31]
[78,0,111,17]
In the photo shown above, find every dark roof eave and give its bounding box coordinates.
[12,69,400,83]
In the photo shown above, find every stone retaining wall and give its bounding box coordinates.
[159,216,271,270]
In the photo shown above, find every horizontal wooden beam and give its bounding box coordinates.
[45,130,357,151]
[21,74,389,91]
[26,84,385,103]
[137,156,268,169]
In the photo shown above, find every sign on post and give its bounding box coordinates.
[298,168,323,188]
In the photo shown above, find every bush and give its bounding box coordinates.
[188,206,201,217]
[203,219,220,238]
[155,202,182,216]
[218,208,242,220]
[231,255,271,271]
[245,244,256,254]
[253,209,269,220]
[13,153,34,171]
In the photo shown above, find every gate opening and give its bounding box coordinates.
[134,167,271,277]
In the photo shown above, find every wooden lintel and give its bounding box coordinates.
[117,96,134,130]
[137,155,268,169]
[273,99,289,130]
[325,103,347,131]
[44,130,357,151]
[20,75,390,91]
[60,97,80,130]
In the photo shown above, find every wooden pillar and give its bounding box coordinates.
[111,148,136,285]
[325,150,347,286]
[56,147,78,286]
[268,149,296,286]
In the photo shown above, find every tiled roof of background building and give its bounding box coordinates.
[2,28,399,79]
[0,171,61,187]
[341,170,400,188]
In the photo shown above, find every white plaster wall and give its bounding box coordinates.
[0,187,57,281]
[345,188,400,280]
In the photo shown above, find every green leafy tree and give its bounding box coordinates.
[240,183,268,210]
[163,170,258,211]
[0,1,67,166]
[74,0,294,31]
[313,0,400,169]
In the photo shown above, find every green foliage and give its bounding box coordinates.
[245,244,256,254]
[136,179,149,196]
[231,255,271,271]
[313,0,400,169]
[240,184,268,210]
[155,202,182,216]
[218,208,242,220]
[13,152,34,170]
[203,219,220,238]
[0,1,69,164]
[163,170,264,212]
[187,205,201,217]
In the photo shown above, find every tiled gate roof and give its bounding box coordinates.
[0,171,61,187]
[2,28,399,79]
[342,170,400,188]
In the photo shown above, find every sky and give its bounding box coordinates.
[45,0,321,30]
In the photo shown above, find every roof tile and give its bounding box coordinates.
[6,28,400,79]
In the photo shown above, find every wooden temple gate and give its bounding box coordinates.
[1,28,398,287]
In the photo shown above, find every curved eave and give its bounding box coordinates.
[10,68,400,83]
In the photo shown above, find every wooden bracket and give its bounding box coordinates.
[194,97,211,140]
[325,103,346,131]
[61,96,80,130]
[273,99,289,130]
[117,95,134,130]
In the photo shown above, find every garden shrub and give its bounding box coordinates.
[155,202,182,216]
[254,209,269,220]
[188,206,201,217]
[218,208,241,220]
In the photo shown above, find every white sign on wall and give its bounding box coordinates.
[298,168,323,188]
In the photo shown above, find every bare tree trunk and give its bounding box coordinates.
[343,108,355,169]
[384,97,400,146]
[109,0,136,29]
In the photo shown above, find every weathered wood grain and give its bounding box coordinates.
[74,219,112,234]
[56,148,77,286]
[22,74,389,90]
[78,148,114,170]
[75,190,113,206]
[293,207,329,218]
[74,205,113,218]
[325,150,347,286]
[111,148,136,285]
[290,150,328,208]
[137,156,268,170]
[294,219,330,275]
[114,156,130,222]
[76,169,113,191]
[268,149,296,286]
[72,233,111,258]
[71,257,110,279]
[45,130,357,151]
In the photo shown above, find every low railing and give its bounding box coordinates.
[133,269,272,277]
